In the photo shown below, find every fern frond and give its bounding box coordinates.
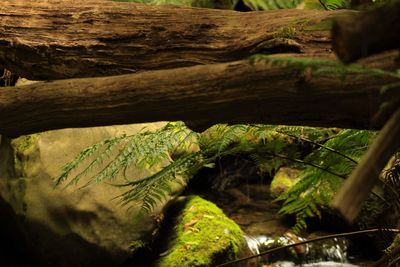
[57,120,376,229]
[242,0,302,10]
[276,129,375,232]
[56,122,195,188]
[63,135,130,188]
[118,151,208,213]
[319,0,348,10]
[251,55,400,80]
[216,125,249,154]
[199,124,249,153]
[56,136,127,187]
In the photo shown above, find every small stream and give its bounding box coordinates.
[244,234,361,267]
[186,157,381,267]
[265,262,359,267]
[200,183,377,267]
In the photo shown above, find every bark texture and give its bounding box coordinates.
[0,0,342,80]
[332,1,400,63]
[333,107,400,223]
[1,53,398,137]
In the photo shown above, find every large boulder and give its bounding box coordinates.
[0,123,185,267]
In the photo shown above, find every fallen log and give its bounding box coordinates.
[1,53,397,137]
[0,0,343,80]
[332,1,400,63]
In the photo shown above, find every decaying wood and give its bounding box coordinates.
[333,107,400,223]
[332,1,400,63]
[1,53,397,137]
[0,0,344,80]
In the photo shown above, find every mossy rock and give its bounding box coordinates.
[156,195,245,267]
[270,167,301,198]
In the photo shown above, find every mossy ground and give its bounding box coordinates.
[156,195,245,267]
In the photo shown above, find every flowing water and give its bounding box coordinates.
[266,262,359,267]
[244,234,366,267]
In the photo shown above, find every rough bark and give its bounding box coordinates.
[0,0,343,80]
[1,53,398,137]
[332,1,400,63]
[333,107,400,223]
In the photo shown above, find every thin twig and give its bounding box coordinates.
[266,151,347,179]
[276,131,358,164]
[215,228,400,267]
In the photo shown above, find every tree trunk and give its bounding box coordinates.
[0,0,343,80]
[1,53,398,137]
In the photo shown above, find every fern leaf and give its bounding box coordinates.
[241,0,303,10]
[55,137,124,187]
[319,0,348,10]
[276,129,375,232]
[251,55,400,81]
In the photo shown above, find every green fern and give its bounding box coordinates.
[56,122,375,231]
[319,0,348,9]
[56,135,126,187]
[113,0,349,10]
[240,0,349,11]
[241,0,302,11]
[56,123,301,213]
[276,129,376,232]
[118,151,208,212]
[251,55,400,80]
[56,122,195,188]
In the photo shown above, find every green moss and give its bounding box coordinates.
[272,19,311,39]
[2,134,39,215]
[156,196,245,267]
[270,167,301,198]
[129,240,146,252]
[273,26,297,39]
[11,134,39,176]
[11,134,39,153]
